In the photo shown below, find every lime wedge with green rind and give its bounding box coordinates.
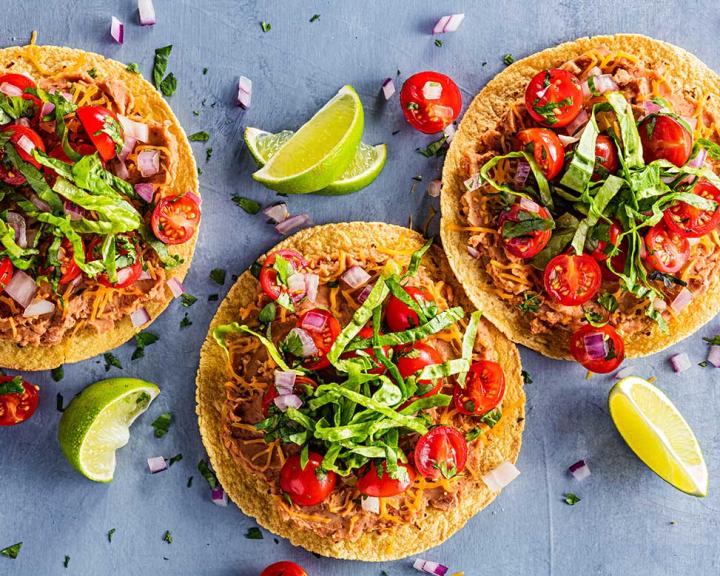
[58,378,159,483]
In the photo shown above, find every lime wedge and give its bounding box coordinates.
[609,376,708,496]
[245,127,386,195]
[251,85,364,194]
[58,378,159,483]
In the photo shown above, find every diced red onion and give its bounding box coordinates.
[558,134,579,146]
[130,307,151,327]
[111,159,129,180]
[5,270,37,308]
[413,559,449,576]
[300,310,328,333]
[138,270,152,280]
[287,272,307,302]
[273,393,302,412]
[583,332,608,360]
[519,196,540,213]
[22,298,55,318]
[119,136,137,162]
[0,82,23,97]
[304,273,319,303]
[652,298,667,312]
[357,283,373,304]
[118,115,149,143]
[262,202,289,224]
[237,76,252,109]
[426,179,441,198]
[110,16,124,44]
[443,123,456,143]
[568,459,591,481]
[6,212,26,248]
[341,265,371,289]
[587,66,602,77]
[274,370,296,396]
[614,365,635,379]
[25,228,38,247]
[275,214,311,235]
[707,345,720,368]
[669,352,691,373]
[514,160,531,191]
[682,116,697,131]
[670,287,693,314]
[137,150,160,177]
[643,100,663,115]
[689,148,707,170]
[432,13,464,34]
[361,495,380,514]
[593,74,618,94]
[422,81,443,101]
[466,245,480,259]
[138,0,156,25]
[565,108,589,136]
[287,327,317,357]
[15,118,30,128]
[481,461,520,492]
[64,201,87,221]
[464,173,482,192]
[382,78,395,100]
[134,182,155,203]
[16,134,35,156]
[29,193,50,212]
[147,456,167,474]
[39,101,55,117]
[211,486,228,507]
[166,277,184,298]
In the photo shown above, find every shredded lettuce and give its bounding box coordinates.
[479,150,554,209]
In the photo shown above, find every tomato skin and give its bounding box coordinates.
[396,341,444,398]
[453,360,506,416]
[356,461,416,497]
[260,562,308,576]
[638,114,692,167]
[58,238,82,285]
[385,286,433,332]
[569,323,625,373]
[643,223,690,274]
[414,426,468,481]
[590,221,627,280]
[151,194,201,245]
[298,308,342,371]
[399,71,462,134]
[525,69,583,128]
[497,200,553,259]
[0,73,39,105]
[0,257,14,290]
[517,128,565,180]
[340,326,389,374]
[2,124,46,167]
[543,253,601,306]
[0,377,39,426]
[664,180,720,238]
[76,106,123,161]
[279,452,336,507]
[259,249,308,301]
[592,135,620,181]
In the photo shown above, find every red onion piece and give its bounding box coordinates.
[342,265,371,289]
[16,134,35,156]
[262,202,289,224]
[568,459,591,481]
[304,273,319,303]
[23,299,55,318]
[413,559,449,576]
[670,287,693,314]
[166,277,184,298]
[558,134,579,147]
[357,283,373,304]
[111,159,129,180]
[64,201,87,221]
[481,461,520,492]
[0,82,23,97]
[426,179,441,198]
[6,212,26,248]
[643,100,663,115]
[464,173,482,192]
[275,214,311,235]
[237,76,252,109]
[15,118,30,128]
[211,486,228,507]
[583,332,608,360]
[565,108,589,136]
[138,270,152,281]
[287,327,317,357]
[118,115,149,143]
[707,345,720,368]
[432,16,451,34]
[669,352,691,373]
[382,78,395,100]
[119,135,137,162]
[300,310,328,333]
[39,101,55,117]
[466,245,480,259]
[614,365,635,379]
[682,116,697,131]
[274,370,296,396]
[422,81,443,101]
[361,495,380,514]
[273,393,302,412]
[593,74,618,94]
[110,16,124,44]
[29,193,50,212]
[652,298,667,313]
[147,456,168,474]
[432,13,464,34]
[130,307,151,327]
[519,196,540,213]
[134,183,155,203]
[443,123,456,142]
[688,148,707,170]
[514,160,531,191]
[137,150,160,177]
[138,0,156,25]
[287,272,307,302]
[5,270,37,308]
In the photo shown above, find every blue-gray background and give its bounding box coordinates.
[1,1,719,574]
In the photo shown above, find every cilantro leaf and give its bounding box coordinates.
[503,53,514,65]
[260,21,271,33]
[132,331,159,360]
[158,73,177,97]
[416,135,448,158]
[198,459,218,489]
[563,492,581,506]
[163,531,173,544]
[189,131,210,142]
[181,294,198,307]
[232,196,261,214]
[152,412,172,438]
[245,527,263,539]
[168,453,183,466]
[1,542,22,559]
[597,292,618,313]
[103,353,122,371]
[51,365,64,382]
[180,314,192,329]
[310,14,320,22]
[209,268,226,285]
[0,376,24,395]
[107,528,116,543]
[126,62,140,74]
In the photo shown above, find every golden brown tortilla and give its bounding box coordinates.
[440,34,720,359]
[196,222,524,560]
[0,44,199,370]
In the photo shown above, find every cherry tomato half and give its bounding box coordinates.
[643,223,690,274]
[569,323,625,373]
[592,135,620,181]
[0,376,39,426]
[399,71,462,134]
[1,124,46,167]
[525,69,583,128]
[385,286,434,332]
[76,105,123,161]
[88,236,144,289]
[298,308,341,371]
[340,325,389,374]
[0,257,14,290]
[638,114,692,167]
[590,221,626,280]
[259,249,308,301]
[497,199,554,259]
[0,73,39,105]
[517,128,565,180]
[151,194,201,245]
[260,562,308,576]
[262,375,316,418]
[543,253,601,306]
[414,426,468,481]
[356,461,416,497]
[453,360,506,416]
[664,179,720,238]
[58,238,82,285]
[279,452,336,507]
[396,341,444,398]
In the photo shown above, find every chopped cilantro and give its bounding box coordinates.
[208,294,219,302]
[205,147,213,162]
[1,542,22,559]
[434,39,443,47]
[0,376,24,395]
[180,314,192,329]
[126,62,140,74]
[232,196,261,214]
[107,528,116,543]
[518,292,541,314]
[163,531,173,544]
[261,21,271,32]
[187,476,193,487]
[412,175,423,182]
[699,361,709,368]
[56,393,65,412]
[192,110,199,116]
[465,427,484,442]
[703,335,720,346]
[259,302,276,324]
[189,131,210,142]
[202,67,208,75]
[103,353,122,372]
[416,135,448,158]
[310,14,320,22]
[181,294,198,307]
[152,412,172,438]
[159,73,177,97]
[531,96,573,125]
[87,68,98,79]
[563,492,581,506]
[480,407,502,428]
[63,555,70,568]
[503,53,514,65]
[51,365,64,382]
[583,308,607,327]
[168,453,183,466]
[245,527,263,540]
[210,268,226,285]
[198,459,218,489]
[598,292,619,313]
[132,331,159,360]
[521,370,533,385]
